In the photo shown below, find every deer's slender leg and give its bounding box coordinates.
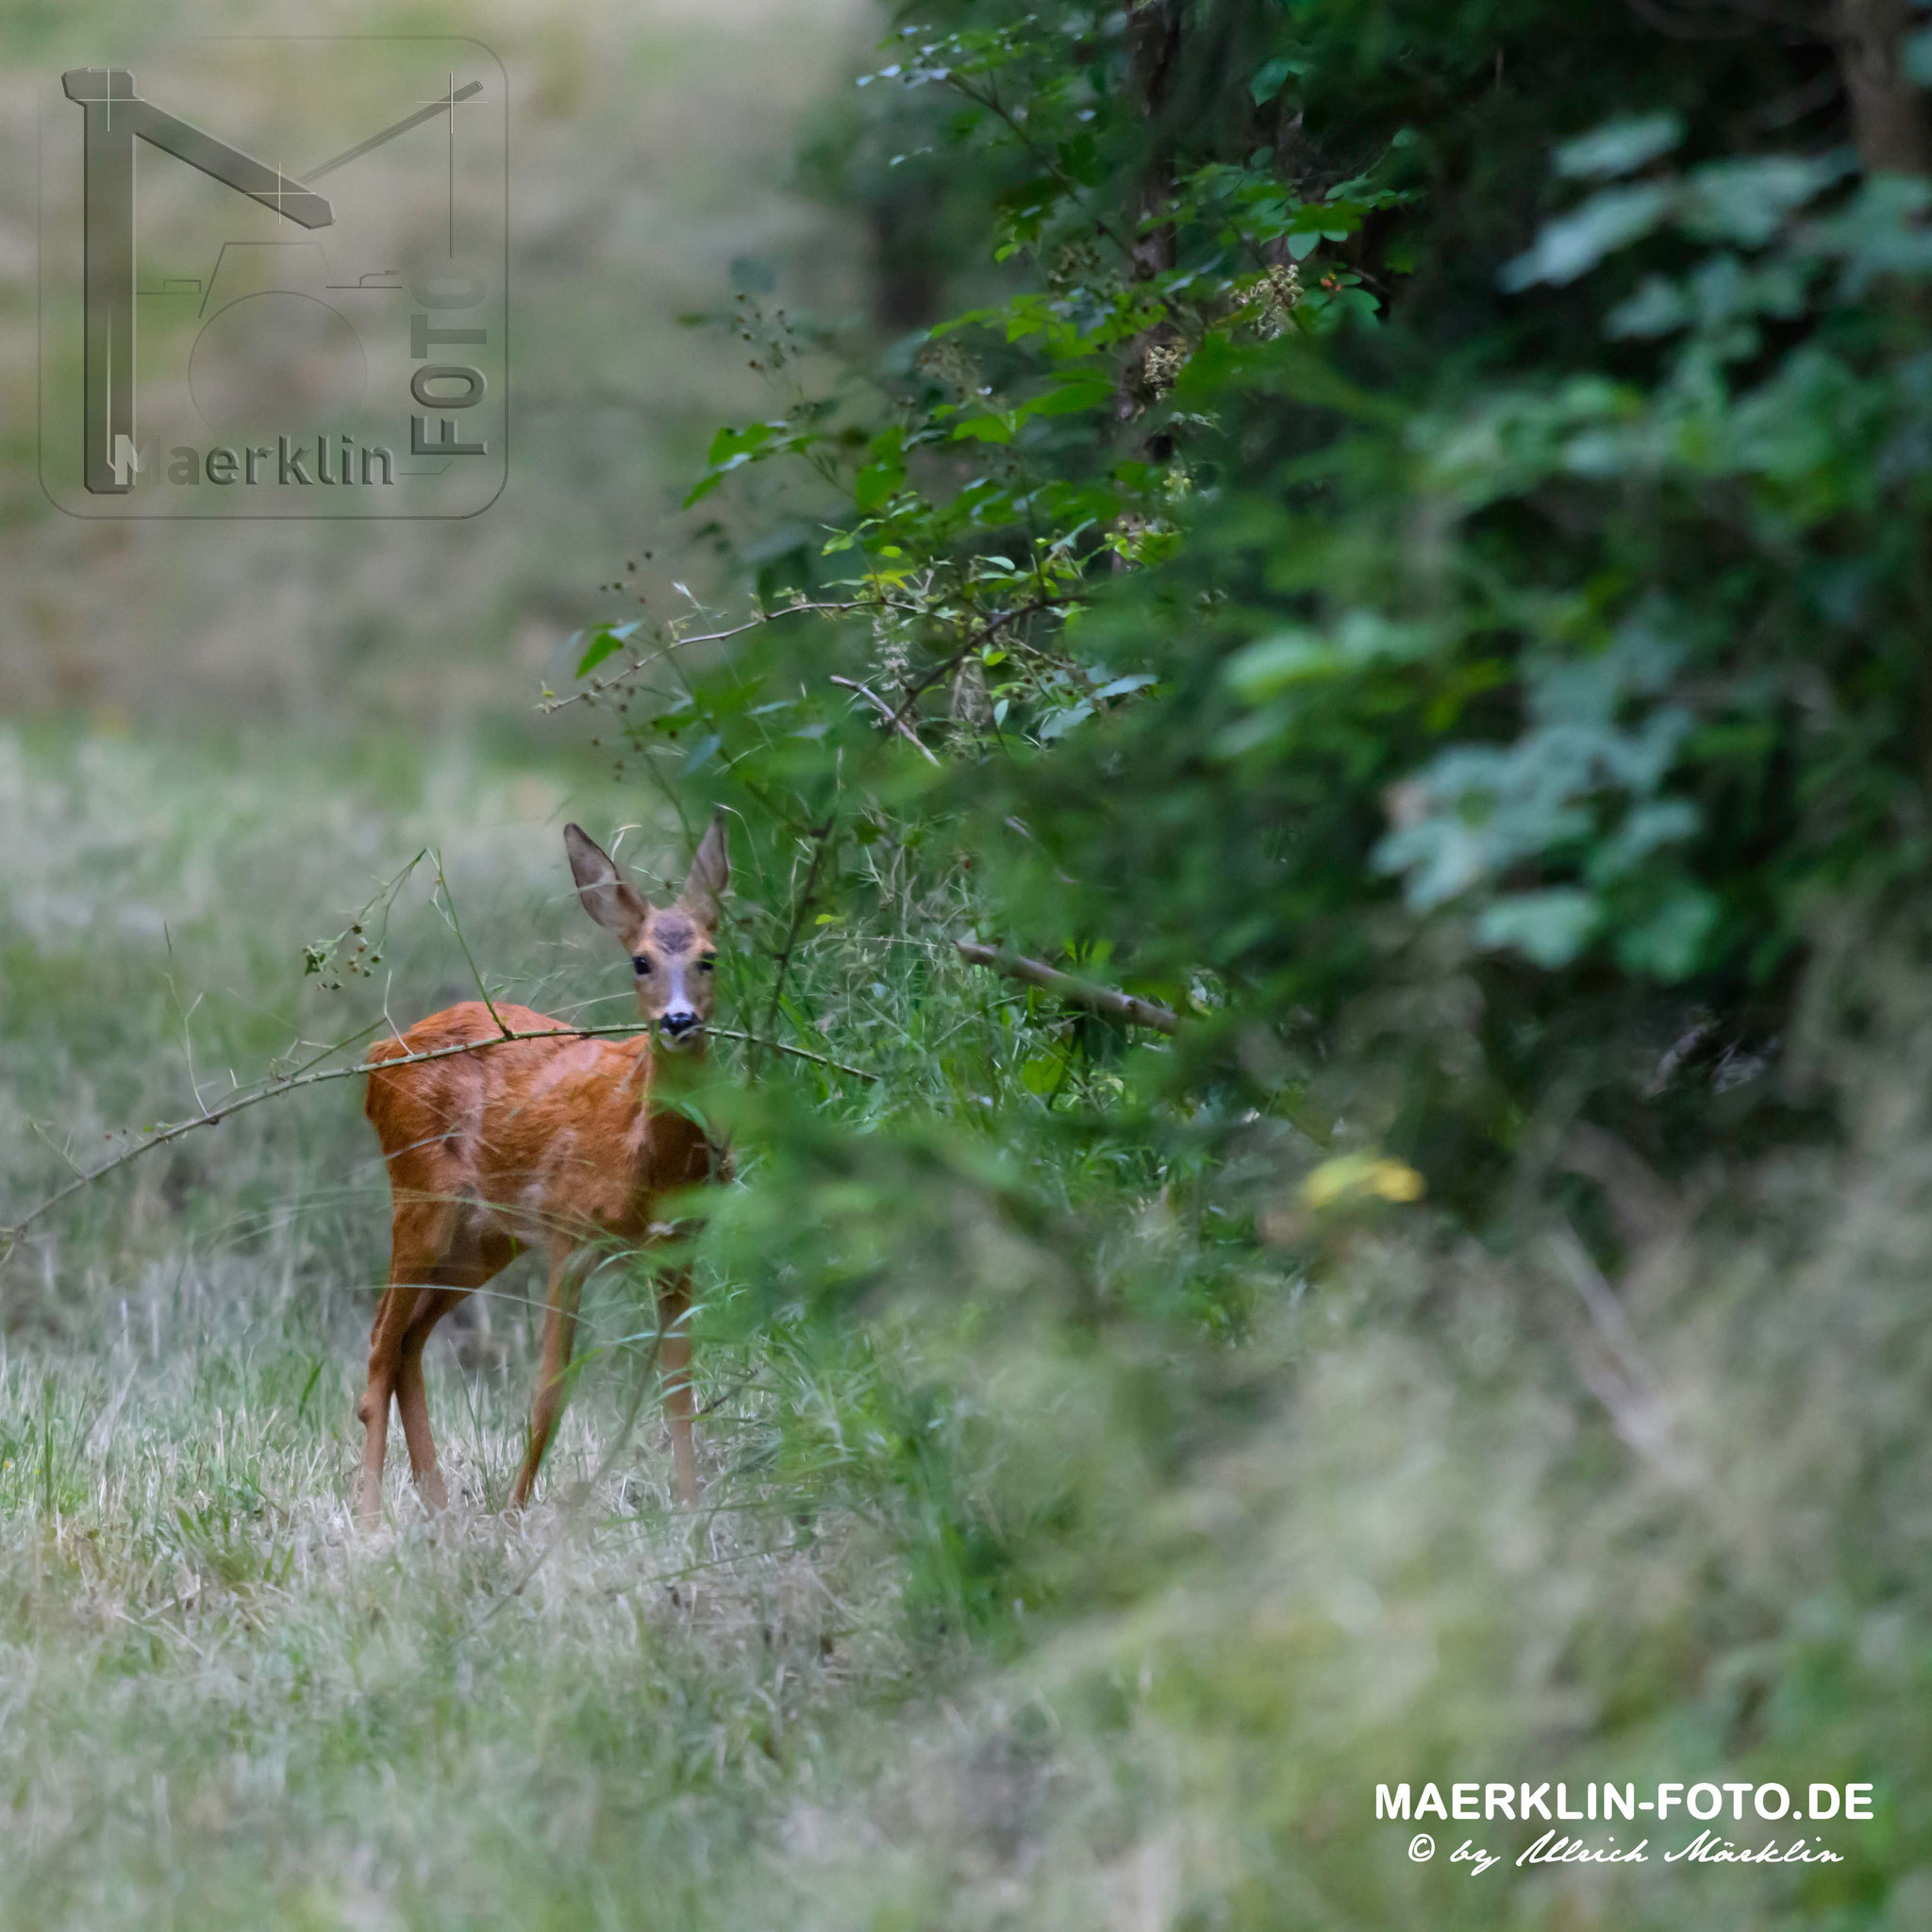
[391,1230,517,1513]
[355,1282,422,1525]
[356,1200,450,1526]
[395,1288,467,1506]
[509,1238,586,1509]
[658,1268,698,1505]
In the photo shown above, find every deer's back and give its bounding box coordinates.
[364,1000,700,1239]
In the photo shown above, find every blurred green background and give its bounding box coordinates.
[0,0,871,727]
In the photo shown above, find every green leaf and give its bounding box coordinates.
[705,420,787,467]
[1614,887,1719,981]
[1225,615,1432,700]
[1037,702,1094,741]
[953,413,1016,444]
[1500,184,1674,290]
[1019,1052,1064,1096]
[1680,156,1847,246]
[574,621,641,679]
[1475,891,1603,969]
[1028,366,1113,417]
[575,632,623,677]
[1556,113,1683,181]
[1249,55,1304,106]
[855,460,902,512]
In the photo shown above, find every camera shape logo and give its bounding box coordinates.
[39,41,506,519]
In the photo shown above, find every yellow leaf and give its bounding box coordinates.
[1299,1154,1425,1210]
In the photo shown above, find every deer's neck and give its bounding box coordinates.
[626,1032,708,1115]
[619,1035,711,1191]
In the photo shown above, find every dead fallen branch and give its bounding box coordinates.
[954,941,1179,1034]
[0,1021,874,1254]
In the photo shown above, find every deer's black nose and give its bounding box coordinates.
[660,1009,700,1038]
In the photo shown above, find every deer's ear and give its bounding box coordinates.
[678,812,730,925]
[564,824,650,938]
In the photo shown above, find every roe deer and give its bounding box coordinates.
[354,816,728,1524]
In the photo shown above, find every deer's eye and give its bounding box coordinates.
[632,957,652,976]
[696,956,716,974]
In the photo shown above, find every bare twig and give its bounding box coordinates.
[708,1024,874,1083]
[541,599,917,715]
[433,852,512,1039]
[828,676,942,765]
[878,598,1077,740]
[955,941,1179,1033]
[0,1019,876,1254]
[756,818,838,1078]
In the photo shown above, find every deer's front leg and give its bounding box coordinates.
[509,1239,585,1510]
[658,1267,699,1505]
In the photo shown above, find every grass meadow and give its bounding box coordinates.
[0,724,1191,1930]
[5,724,1932,1930]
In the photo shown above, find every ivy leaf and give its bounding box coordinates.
[1475,891,1603,968]
[1556,113,1683,181]
[1500,183,1674,290]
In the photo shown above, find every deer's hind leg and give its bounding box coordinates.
[508,1235,590,1510]
[356,1198,508,1527]
[393,1228,518,1513]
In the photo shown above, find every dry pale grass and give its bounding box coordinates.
[0,1224,910,1932]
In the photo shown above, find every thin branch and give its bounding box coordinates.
[880,597,1075,739]
[541,599,917,715]
[433,851,512,1039]
[828,676,942,764]
[1,1019,876,1254]
[955,940,1179,1033]
[708,1025,874,1083]
[756,818,839,1078]
[946,73,1141,264]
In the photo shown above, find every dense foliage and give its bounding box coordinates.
[569,1,1932,1244]
[558,0,1932,1912]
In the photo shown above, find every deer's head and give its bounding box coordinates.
[563,816,728,1050]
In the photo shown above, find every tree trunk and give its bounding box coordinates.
[1834,0,1932,176]
[1116,2,1186,428]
